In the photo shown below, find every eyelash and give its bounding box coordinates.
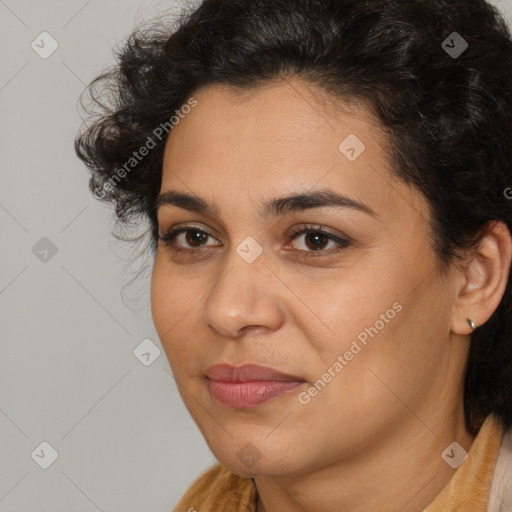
[158,224,350,258]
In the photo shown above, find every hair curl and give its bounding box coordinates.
[75,0,512,435]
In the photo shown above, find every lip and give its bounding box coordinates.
[205,363,306,408]
[205,363,305,382]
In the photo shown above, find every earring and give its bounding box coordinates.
[467,318,477,331]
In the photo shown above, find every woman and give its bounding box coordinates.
[75,0,512,510]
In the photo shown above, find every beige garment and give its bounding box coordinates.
[424,413,504,512]
[174,414,507,512]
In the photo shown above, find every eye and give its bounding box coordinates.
[286,225,350,257]
[158,226,219,251]
[158,224,350,257]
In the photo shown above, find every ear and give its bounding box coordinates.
[451,221,512,335]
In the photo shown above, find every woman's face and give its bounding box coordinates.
[151,79,466,477]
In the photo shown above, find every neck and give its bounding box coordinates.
[254,406,476,512]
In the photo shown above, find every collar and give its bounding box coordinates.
[425,413,504,512]
[174,414,505,512]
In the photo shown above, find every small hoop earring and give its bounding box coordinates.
[467,318,477,331]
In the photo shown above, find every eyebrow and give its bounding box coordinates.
[154,188,377,219]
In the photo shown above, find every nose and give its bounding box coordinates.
[202,257,286,339]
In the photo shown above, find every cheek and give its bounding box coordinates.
[151,254,193,328]
[289,265,397,357]
[150,256,170,335]
[319,280,450,418]
[150,257,187,352]
[303,249,443,380]
[150,256,208,376]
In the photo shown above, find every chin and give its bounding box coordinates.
[210,438,308,479]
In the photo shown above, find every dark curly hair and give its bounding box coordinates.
[75,0,512,435]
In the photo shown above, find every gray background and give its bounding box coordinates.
[1,0,511,510]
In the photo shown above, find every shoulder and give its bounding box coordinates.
[488,423,512,511]
[173,462,257,512]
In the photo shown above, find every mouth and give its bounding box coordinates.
[205,363,307,408]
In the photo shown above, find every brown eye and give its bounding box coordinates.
[159,226,221,251]
[287,226,350,257]
[185,230,209,247]
[303,232,330,251]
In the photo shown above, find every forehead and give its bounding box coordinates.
[166,79,381,151]
[160,79,429,225]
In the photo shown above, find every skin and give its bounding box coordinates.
[150,78,512,512]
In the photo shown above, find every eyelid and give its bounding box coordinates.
[285,225,350,256]
[287,224,347,241]
[159,222,350,258]
[158,222,220,241]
